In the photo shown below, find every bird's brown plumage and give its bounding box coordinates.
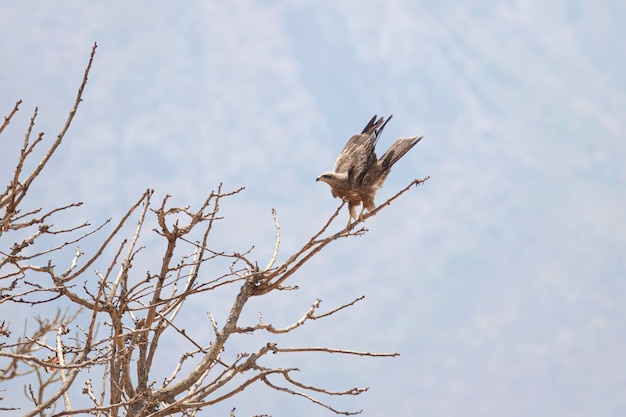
[317,114,423,221]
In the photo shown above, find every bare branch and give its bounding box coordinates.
[0,99,21,135]
[313,295,365,320]
[262,370,364,416]
[275,346,399,358]
[365,176,430,219]
[9,43,98,214]
[55,323,72,411]
[265,208,280,271]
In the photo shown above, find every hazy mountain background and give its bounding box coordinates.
[1,1,624,416]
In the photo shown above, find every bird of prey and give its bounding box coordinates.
[316,114,423,225]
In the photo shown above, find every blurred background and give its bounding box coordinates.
[1,1,625,416]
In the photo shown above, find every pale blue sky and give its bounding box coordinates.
[1,2,625,416]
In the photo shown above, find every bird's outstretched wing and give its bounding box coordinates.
[333,115,393,186]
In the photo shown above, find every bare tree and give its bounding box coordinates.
[0,43,429,416]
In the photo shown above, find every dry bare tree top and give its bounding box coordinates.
[0,43,429,417]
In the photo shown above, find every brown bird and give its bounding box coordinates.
[317,114,423,225]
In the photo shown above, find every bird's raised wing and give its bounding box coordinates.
[333,115,393,186]
[333,133,371,173]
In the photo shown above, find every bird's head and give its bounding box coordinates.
[316,172,347,185]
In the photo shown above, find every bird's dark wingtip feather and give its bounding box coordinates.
[361,114,379,134]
